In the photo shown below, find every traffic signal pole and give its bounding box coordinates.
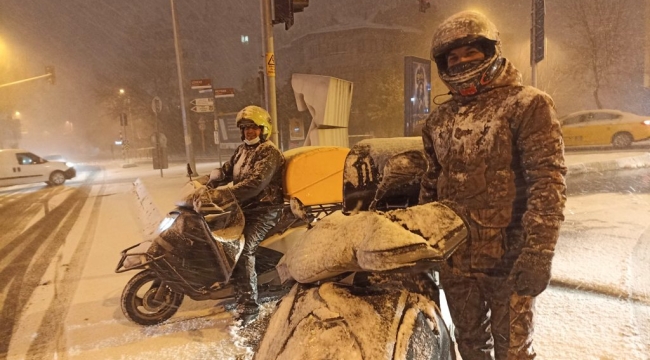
[260,0,280,147]
[170,0,198,175]
[0,68,55,88]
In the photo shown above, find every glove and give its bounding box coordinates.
[209,168,225,182]
[176,181,205,208]
[191,187,212,212]
[508,248,554,297]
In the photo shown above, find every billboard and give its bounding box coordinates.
[404,56,431,137]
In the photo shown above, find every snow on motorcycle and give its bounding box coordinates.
[255,138,468,360]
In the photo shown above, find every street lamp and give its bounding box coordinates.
[117,88,135,166]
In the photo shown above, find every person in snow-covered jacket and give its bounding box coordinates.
[419,11,567,359]
[201,105,284,322]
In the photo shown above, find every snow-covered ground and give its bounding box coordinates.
[4,152,650,359]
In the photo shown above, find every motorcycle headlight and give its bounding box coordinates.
[158,216,177,232]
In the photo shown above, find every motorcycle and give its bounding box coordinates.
[254,138,468,360]
[115,178,321,326]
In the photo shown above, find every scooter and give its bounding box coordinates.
[115,182,317,326]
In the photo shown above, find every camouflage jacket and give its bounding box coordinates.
[420,60,567,273]
[221,140,285,209]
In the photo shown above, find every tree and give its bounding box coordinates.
[552,0,639,109]
[352,68,404,138]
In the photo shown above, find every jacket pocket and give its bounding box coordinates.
[467,208,512,271]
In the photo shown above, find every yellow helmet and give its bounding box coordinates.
[236,105,272,141]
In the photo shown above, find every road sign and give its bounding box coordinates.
[214,88,235,98]
[191,98,214,106]
[531,0,545,64]
[151,96,162,114]
[191,105,215,113]
[190,78,212,90]
[217,113,242,143]
[198,118,207,131]
[266,53,276,77]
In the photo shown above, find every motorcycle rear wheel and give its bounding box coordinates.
[121,270,184,326]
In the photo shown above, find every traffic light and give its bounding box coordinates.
[272,0,309,30]
[45,66,55,85]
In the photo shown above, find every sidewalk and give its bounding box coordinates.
[565,151,650,175]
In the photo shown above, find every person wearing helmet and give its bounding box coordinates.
[419,11,566,359]
[201,105,284,323]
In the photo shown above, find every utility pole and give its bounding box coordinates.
[170,0,197,175]
[260,0,280,147]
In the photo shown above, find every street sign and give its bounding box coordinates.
[191,105,215,113]
[531,0,545,64]
[190,78,212,90]
[198,118,207,131]
[191,98,214,106]
[266,53,276,77]
[214,88,235,98]
[217,113,242,143]
[151,96,162,114]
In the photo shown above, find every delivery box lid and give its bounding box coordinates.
[283,146,350,206]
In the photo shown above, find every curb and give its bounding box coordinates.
[567,153,650,176]
[550,277,650,305]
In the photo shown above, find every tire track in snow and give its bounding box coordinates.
[25,175,107,359]
[0,169,99,360]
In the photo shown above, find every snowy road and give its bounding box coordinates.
[0,159,649,359]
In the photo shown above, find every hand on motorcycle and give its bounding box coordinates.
[192,186,230,214]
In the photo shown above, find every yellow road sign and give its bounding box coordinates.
[266,52,276,77]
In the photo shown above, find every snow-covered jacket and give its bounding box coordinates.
[221,140,284,209]
[420,59,567,272]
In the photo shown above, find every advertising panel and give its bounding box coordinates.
[404,56,431,137]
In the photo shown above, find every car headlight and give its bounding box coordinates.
[643,120,650,126]
[65,162,74,168]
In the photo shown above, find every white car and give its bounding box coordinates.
[0,149,76,187]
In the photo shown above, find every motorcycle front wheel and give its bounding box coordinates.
[121,269,184,326]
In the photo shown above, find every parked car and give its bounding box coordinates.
[0,149,76,187]
[559,109,650,148]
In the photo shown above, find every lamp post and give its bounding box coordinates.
[117,89,135,166]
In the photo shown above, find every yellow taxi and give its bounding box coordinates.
[559,109,650,148]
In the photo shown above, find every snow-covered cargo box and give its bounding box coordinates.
[283,146,350,206]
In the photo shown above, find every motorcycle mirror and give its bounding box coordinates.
[186,163,193,180]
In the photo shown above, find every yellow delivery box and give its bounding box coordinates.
[283,146,350,206]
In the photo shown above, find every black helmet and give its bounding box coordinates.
[430,11,505,96]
